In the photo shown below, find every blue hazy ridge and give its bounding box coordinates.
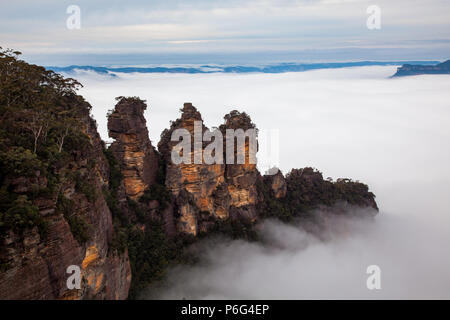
[46,61,440,76]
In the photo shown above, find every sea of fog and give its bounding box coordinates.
[72,66,450,299]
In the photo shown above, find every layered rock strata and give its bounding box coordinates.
[107,97,159,200]
[0,113,131,300]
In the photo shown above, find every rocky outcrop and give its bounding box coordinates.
[220,111,259,221]
[0,113,131,300]
[155,103,379,236]
[158,105,265,235]
[108,97,159,200]
[285,167,378,212]
[263,169,287,199]
[159,103,226,235]
[393,60,450,77]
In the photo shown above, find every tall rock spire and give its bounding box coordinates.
[107,97,159,199]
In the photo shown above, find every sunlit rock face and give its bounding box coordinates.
[158,104,262,235]
[159,103,227,236]
[107,98,159,200]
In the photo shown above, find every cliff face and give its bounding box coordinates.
[158,103,226,235]
[0,113,131,300]
[220,111,259,221]
[157,104,263,235]
[393,60,450,77]
[263,170,287,199]
[107,97,159,200]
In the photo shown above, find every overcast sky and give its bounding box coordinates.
[1,0,450,65]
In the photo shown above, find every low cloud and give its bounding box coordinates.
[145,205,450,299]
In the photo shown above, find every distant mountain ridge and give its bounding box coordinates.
[393,60,450,77]
[47,61,439,75]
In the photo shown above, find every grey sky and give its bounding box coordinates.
[1,0,449,65]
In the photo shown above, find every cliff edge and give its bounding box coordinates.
[393,60,450,77]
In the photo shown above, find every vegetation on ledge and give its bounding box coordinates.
[0,48,94,249]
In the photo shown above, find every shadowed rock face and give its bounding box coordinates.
[220,110,260,221]
[285,168,378,212]
[264,170,287,199]
[108,98,159,200]
[0,112,131,300]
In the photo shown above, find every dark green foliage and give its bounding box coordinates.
[202,215,259,241]
[103,147,123,194]
[256,178,292,222]
[127,198,147,221]
[65,214,90,245]
[114,96,146,105]
[0,48,96,246]
[0,195,48,238]
[126,219,195,299]
[334,178,377,208]
[139,184,172,211]
[257,167,377,222]
[0,147,44,181]
[102,146,129,253]
[102,146,126,231]
[220,110,257,131]
[109,226,128,255]
[73,172,97,203]
[0,48,88,157]
[102,186,123,224]
[57,195,90,244]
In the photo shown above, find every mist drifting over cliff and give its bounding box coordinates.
[73,66,450,299]
[148,206,450,299]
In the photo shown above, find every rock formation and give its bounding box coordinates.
[156,104,268,235]
[158,103,226,235]
[220,110,259,221]
[107,97,159,200]
[263,169,287,199]
[393,60,450,77]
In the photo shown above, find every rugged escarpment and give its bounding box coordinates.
[0,49,378,300]
[0,49,131,299]
[393,60,450,77]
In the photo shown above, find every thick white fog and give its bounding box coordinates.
[148,210,450,299]
[74,67,450,299]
